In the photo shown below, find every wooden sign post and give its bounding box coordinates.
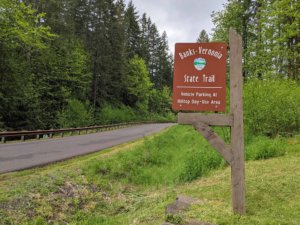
[173,28,246,214]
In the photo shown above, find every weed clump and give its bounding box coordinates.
[245,136,286,160]
[179,146,225,182]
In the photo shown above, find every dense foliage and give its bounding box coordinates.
[1,0,299,136]
[0,0,173,130]
[212,0,300,80]
[211,0,300,139]
[244,78,300,137]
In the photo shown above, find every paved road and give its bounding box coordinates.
[0,123,174,173]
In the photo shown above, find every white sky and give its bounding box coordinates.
[125,0,227,52]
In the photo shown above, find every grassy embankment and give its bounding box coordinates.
[1,125,300,225]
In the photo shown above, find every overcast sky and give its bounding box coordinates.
[124,0,227,52]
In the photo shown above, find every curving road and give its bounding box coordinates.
[0,123,174,173]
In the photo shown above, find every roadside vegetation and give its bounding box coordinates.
[0,124,300,224]
[1,74,300,225]
[0,0,299,224]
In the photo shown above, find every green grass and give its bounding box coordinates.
[0,126,299,225]
[84,125,226,186]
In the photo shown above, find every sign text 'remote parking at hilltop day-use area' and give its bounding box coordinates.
[172,43,227,112]
[174,29,246,215]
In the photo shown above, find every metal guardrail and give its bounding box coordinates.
[0,121,169,143]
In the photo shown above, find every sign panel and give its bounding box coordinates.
[172,43,227,111]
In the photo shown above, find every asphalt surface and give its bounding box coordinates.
[0,123,174,173]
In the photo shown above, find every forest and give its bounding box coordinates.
[0,0,299,133]
[0,0,173,131]
[211,0,299,80]
[0,1,299,223]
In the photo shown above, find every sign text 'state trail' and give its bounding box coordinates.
[172,43,227,112]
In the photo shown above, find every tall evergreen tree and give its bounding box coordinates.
[147,23,161,84]
[124,1,141,59]
[196,29,210,42]
[156,31,173,88]
[108,0,127,102]
[139,15,172,88]
[139,13,151,65]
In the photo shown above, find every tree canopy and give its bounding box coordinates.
[0,0,173,130]
[211,0,300,80]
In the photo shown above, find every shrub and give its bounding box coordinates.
[57,99,93,128]
[179,146,225,182]
[149,86,172,115]
[95,104,136,124]
[245,136,286,160]
[95,103,175,125]
[244,78,300,137]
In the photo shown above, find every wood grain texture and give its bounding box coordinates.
[229,28,246,215]
[178,113,233,126]
[194,122,233,164]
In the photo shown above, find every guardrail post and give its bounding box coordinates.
[61,132,64,137]
[49,133,53,138]
[36,134,40,140]
[21,135,25,141]
[1,136,5,143]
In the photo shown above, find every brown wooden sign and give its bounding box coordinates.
[172,42,227,112]
[176,29,246,215]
